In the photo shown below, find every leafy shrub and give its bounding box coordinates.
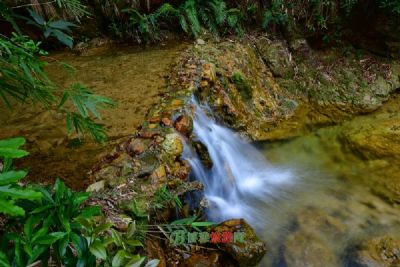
[0,137,41,217]
[25,9,77,48]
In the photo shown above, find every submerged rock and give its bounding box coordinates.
[284,231,339,267]
[350,236,400,267]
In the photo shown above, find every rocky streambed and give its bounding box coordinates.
[85,36,400,266]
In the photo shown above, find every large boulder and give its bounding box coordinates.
[212,219,267,267]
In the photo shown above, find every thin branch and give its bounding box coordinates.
[12,0,56,9]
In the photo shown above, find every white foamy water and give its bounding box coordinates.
[182,101,296,227]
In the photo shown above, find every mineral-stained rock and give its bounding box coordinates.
[127,138,147,155]
[180,252,222,267]
[162,133,184,158]
[174,115,193,136]
[213,219,267,267]
[86,180,105,192]
[340,113,400,161]
[202,63,216,84]
[349,236,400,267]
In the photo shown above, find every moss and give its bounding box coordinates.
[231,71,252,101]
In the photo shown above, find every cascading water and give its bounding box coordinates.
[182,101,296,228]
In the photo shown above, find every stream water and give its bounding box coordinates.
[0,42,186,189]
[185,96,400,267]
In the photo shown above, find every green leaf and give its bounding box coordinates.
[36,232,67,245]
[28,9,45,25]
[89,240,107,260]
[110,229,123,247]
[191,222,215,227]
[0,137,25,149]
[48,20,76,30]
[0,148,29,159]
[51,29,73,48]
[75,216,93,229]
[112,250,127,267]
[80,205,102,218]
[125,240,143,247]
[145,259,160,267]
[0,186,42,200]
[0,251,10,267]
[0,170,27,185]
[93,222,113,235]
[58,235,69,257]
[0,199,25,216]
[126,256,145,267]
[71,232,87,257]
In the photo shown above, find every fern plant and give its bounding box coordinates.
[0,8,114,143]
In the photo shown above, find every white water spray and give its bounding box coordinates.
[182,101,296,227]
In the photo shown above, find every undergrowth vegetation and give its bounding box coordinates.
[0,137,159,266]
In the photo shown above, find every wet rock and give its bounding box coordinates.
[350,236,400,267]
[181,252,221,267]
[193,141,213,169]
[295,207,347,238]
[162,133,184,158]
[255,39,294,78]
[86,180,105,192]
[93,165,121,186]
[284,231,339,267]
[127,138,147,155]
[136,153,160,178]
[202,63,216,84]
[213,219,266,267]
[150,165,167,185]
[161,117,172,126]
[174,115,193,136]
[340,113,400,160]
[196,39,206,45]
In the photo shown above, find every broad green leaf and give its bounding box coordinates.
[0,251,10,267]
[126,240,143,247]
[93,222,113,235]
[75,216,93,229]
[145,259,160,267]
[28,245,47,264]
[0,186,42,200]
[80,205,101,218]
[58,235,69,257]
[36,232,67,245]
[126,256,145,267]
[0,170,27,185]
[112,250,127,267]
[0,198,24,216]
[51,29,73,48]
[48,20,76,30]
[0,148,29,158]
[28,9,45,25]
[191,222,215,227]
[110,229,123,247]
[71,232,87,257]
[0,137,25,148]
[89,240,107,260]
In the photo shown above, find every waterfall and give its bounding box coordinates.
[182,101,296,227]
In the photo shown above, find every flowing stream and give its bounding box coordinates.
[183,97,400,266]
[182,101,296,228]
